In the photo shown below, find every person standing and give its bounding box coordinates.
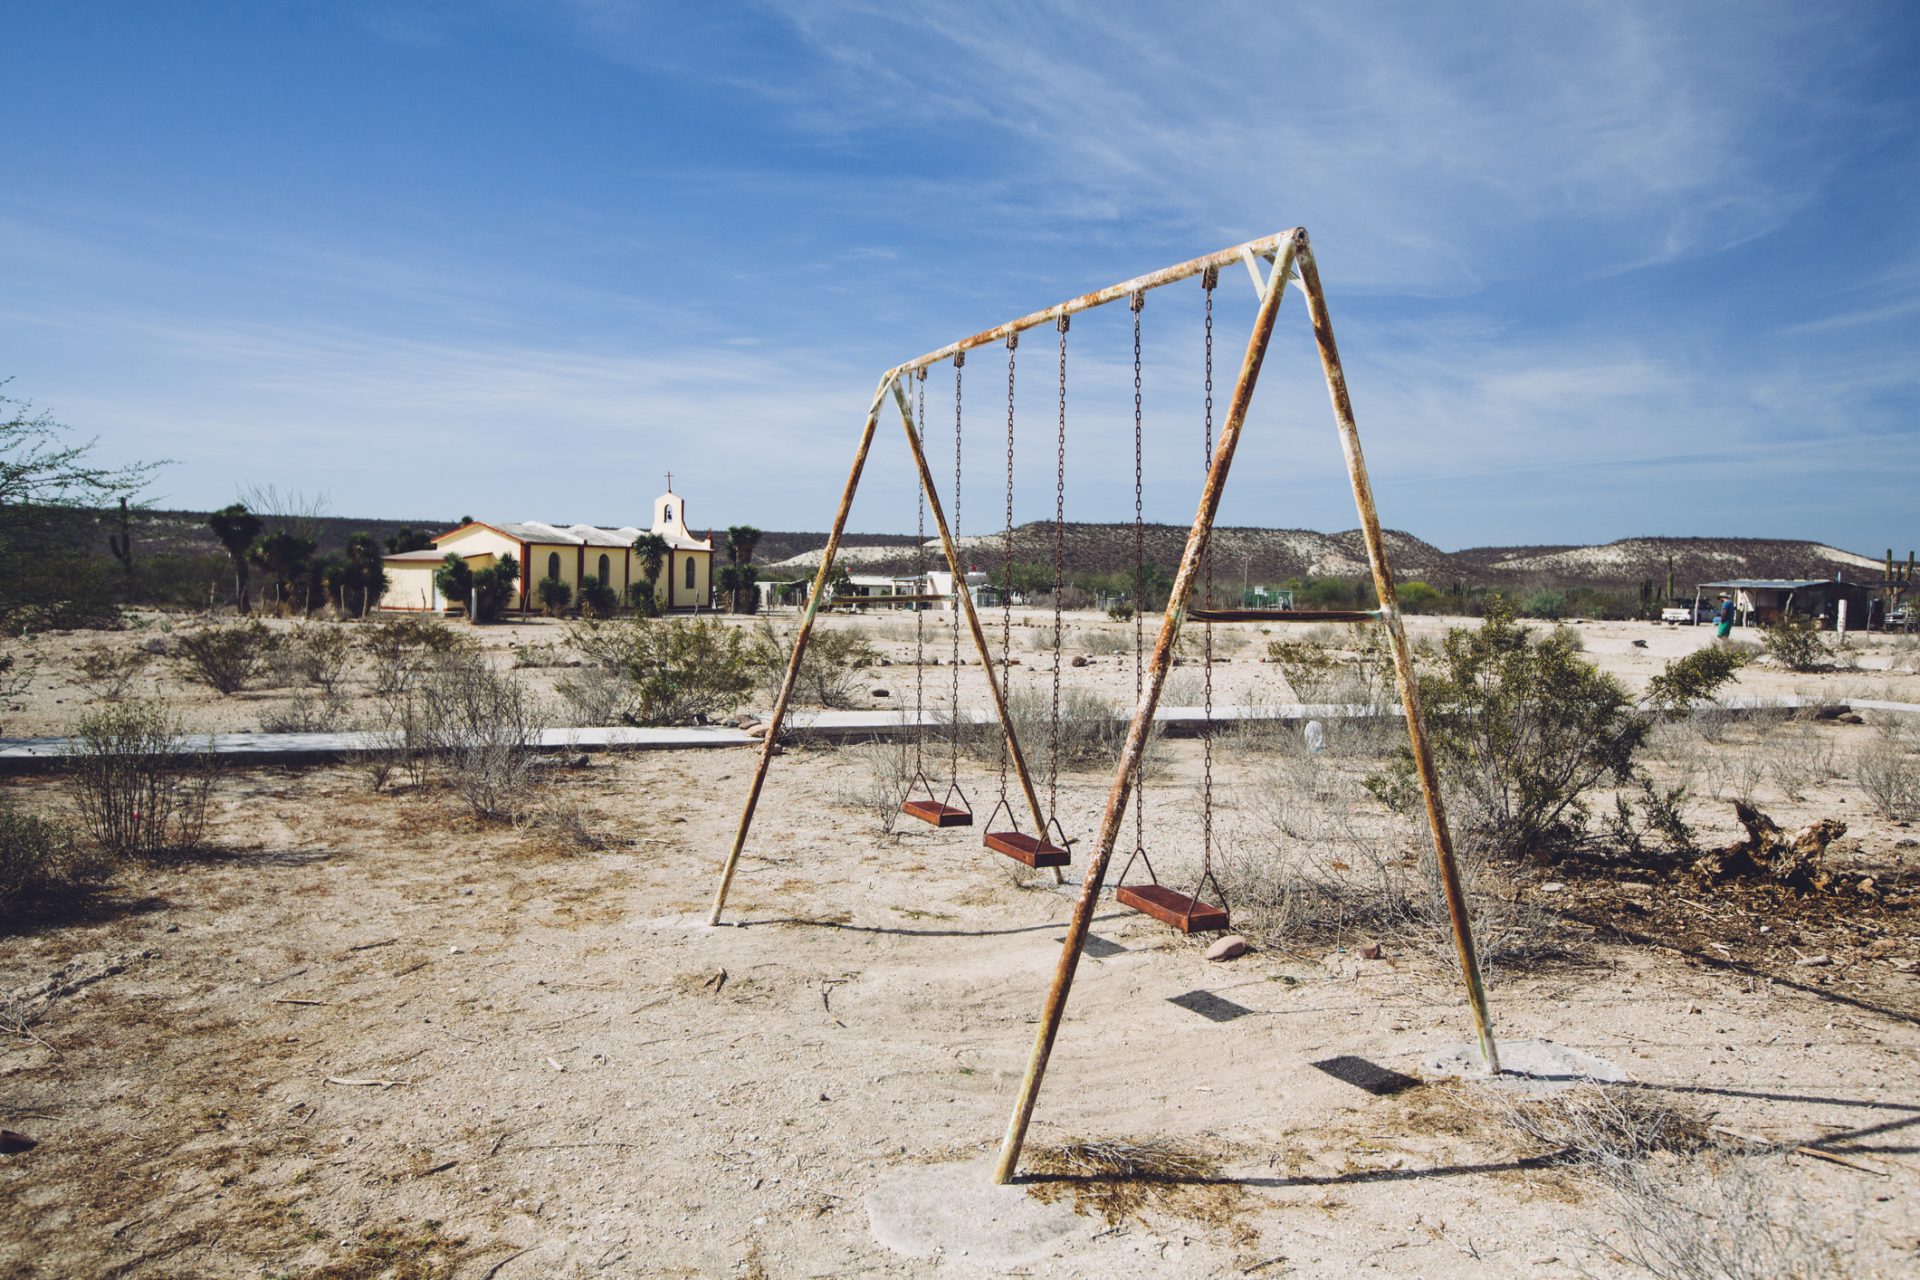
[1716,593,1736,639]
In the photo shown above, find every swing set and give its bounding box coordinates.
[704,228,1499,1181]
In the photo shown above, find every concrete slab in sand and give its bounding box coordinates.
[867,1158,1084,1268]
[1424,1037,1627,1094]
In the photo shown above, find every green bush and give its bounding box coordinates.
[567,616,756,724]
[1520,589,1566,620]
[0,797,94,914]
[65,699,215,858]
[471,555,519,623]
[173,619,274,694]
[1377,602,1642,856]
[361,614,470,694]
[1762,613,1828,672]
[1373,602,1749,857]
[577,577,619,618]
[751,620,877,708]
[537,576,573,615]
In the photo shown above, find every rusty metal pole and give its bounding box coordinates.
[708,373,897,926]
[888,379,1059,880]
[992,233,1301,1184]
[1294,239,1500,1074]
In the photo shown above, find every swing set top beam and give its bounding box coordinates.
[884,229,1303,381]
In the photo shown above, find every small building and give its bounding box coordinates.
[381,488,714,614]
[1696,577,1876,629]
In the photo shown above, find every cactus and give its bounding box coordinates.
[108,497,134,577]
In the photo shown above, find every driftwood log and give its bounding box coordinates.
[1691,801,1846,891]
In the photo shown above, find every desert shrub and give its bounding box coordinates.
[65,699,215,857]
[173,619,274,694]
[285,621,355,693]
[1267,625,1394,706]
[72,644,150,700]
[1762,613,1828,672]
[833,738,914,834]
[262,685,350,734]
[1106,602,1133,622]
[1378,603,1643,857]
[1492,1088,1852,1280]
[553,663,630,727]
[1520,588,1566,620]
[577,577,619,619]
[751,620,877,709]
[0,797,94,914]
[951,685,1133,772]
[355,687,437,791]
[1855,718,1919,819]
[567,616,756,725]
[1075,628,1131,657]
[415,654,547,819]
[362,614,470,695]
[1220,751,1431,946]
[1645,643,1751,712]
[537,576,572,615]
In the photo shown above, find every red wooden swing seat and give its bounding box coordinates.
[902,798,973,827]
[983,830,1070,867]
[1116,883,1229,933]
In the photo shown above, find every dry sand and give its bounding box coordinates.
[2,609,1917,1276]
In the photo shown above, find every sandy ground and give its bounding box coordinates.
[3,608,1918,1276]
[3,734,1918,1277]
[4,607,1918,741]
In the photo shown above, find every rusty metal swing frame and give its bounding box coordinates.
[704,231,1500,1177]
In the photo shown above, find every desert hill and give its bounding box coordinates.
[98,508,1888,596]
[765,525,1885,593]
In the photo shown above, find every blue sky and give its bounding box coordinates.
[3,1,1915,551]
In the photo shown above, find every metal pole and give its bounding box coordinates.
[992,235,1299,1185]
[888,379,1060,881]
[1294,240,1500,1073]
[887,231,1299,381]
[708,373,896,926]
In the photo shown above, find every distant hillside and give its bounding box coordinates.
[1450,536,1886,590]
[765,525,1888,593]
[98,508,1890,596]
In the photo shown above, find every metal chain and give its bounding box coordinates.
[1201,267,1217,877]
[951,352,964,783]
[914,370,926,777]
[999,333,1017,800]
[1050,314,1068,815]
[1129,290,1145,854]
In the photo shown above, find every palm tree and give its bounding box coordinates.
[632,533,670,615]
[725,525,763,612]
[208,503,262,613]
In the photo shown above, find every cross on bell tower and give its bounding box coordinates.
[665,471,673,493]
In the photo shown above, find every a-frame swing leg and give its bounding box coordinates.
[886,379,1063,884]
[1297,244,1499,1074]
[992,233,1299,1184]
[708,373,897,926]
[992,229,1499,1186]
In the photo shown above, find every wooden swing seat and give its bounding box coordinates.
[1187,607,1379,624]
[831,594,951,608]
[983,831,1071,868]
[902,799,973,827]
[1116,884,1229,933]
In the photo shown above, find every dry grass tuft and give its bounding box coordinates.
[1024,1138,1249,1232]
[301,1221,470,1280]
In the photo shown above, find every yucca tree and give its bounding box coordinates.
[724,525,763,612]
[209,503,262,613]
